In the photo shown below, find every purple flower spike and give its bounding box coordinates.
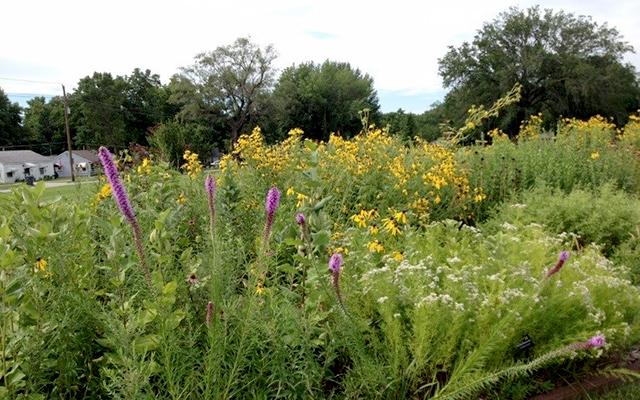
[98,146,150,285]
[587,334,606,348]
[205,174,217,238]
[329,253,346,311]
[263,187,281,246]
[296,213,306,225]
[265,187,281,218]
[98,146,136,225]
[329,253,343,275]
[546,250,570,278]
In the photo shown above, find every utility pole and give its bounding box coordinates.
[62,84,74,182]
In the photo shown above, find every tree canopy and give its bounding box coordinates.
[272,61,380,141]
[175,37,277,147]
[438,6,640,133]
[0,88,23,147]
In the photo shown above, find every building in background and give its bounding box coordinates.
[54,150,100,177]
[0,150,55,183]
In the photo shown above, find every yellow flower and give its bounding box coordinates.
[286,187,295,196]
[393,210,407,225]
[369,225,379,235]
[137,158,152,175]
[391,251,404,262]
[255,283,265,295]
[296,192,307,207]
[382,218,401,236]
[367,240,384,253]
[591,151,600,160]
[434,195,441,204]
[177,193,186,205]
[35,257,47,272]
[181,150,203,179]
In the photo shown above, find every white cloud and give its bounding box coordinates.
[1,0,638,111]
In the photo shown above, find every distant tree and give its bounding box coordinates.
[175,37,277,147]
[148,120,213,167]
[438,6,640,133]
[23,96,67,154]
[72,72,129,149]
[272,61,380,141]
[381,109,416,140]
[0,88,23,146]
[124,68,171,144]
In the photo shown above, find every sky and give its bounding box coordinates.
[1,0,639,113]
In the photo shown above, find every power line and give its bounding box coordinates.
[0,76,62,85]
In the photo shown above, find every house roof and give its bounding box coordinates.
[58,150,100,163]
[0,150,52,164]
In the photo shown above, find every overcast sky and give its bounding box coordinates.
[1,0,639,112]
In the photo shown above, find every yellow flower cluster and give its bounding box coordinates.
[223,124,481,225]
[621,111,640,148]
[92,183,111,207]
[350,209,378,228]
[286,187,309,208]
[181,150,203,180]
[518,113,544,141]
[228,127,304,176]
[137,158,152,175]
[559,115,616,148]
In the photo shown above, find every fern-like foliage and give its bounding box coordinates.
[433,345,579,400]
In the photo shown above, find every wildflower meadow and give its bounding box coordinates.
[2,110,640,399]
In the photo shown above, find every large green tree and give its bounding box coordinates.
[175,37,277,147]
[22,96,67,154]
[438,6,640,133]
[272,61,380,141]
[72,72,129,149]
[0,88,23,146]
[124,68,172,145]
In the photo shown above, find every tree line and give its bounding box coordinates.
[1,6,639,162]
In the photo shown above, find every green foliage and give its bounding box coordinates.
[486,184,640,257]
[176,37,277,147]
[438,6,640,133]
[22,96,67,154]
[0,87,23,146]
[272,60,380,141]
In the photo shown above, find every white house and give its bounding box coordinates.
[54,150,100,177]
[0,150,56,183]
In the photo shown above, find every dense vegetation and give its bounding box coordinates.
[1,110,640,398]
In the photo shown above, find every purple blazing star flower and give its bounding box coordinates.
[329,253,343,275]
[587,334,606,348]
[98,146,136,225]
[265,187,281,220]
[329,252,346,311]
[205,174,217,236]
[546,250,570,278]
[98,146,150,285]
[296,213,306,225]
[263,187,281,246]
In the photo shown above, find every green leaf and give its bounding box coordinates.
[132,334,160,353]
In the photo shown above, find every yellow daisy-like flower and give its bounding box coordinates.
[35,257,47,272]
[367,240,384,253]
[255,282,266,295]
[177,193,187,205]
[590,151,600,160]
[391,251,404,262]
[382,218,401,236]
